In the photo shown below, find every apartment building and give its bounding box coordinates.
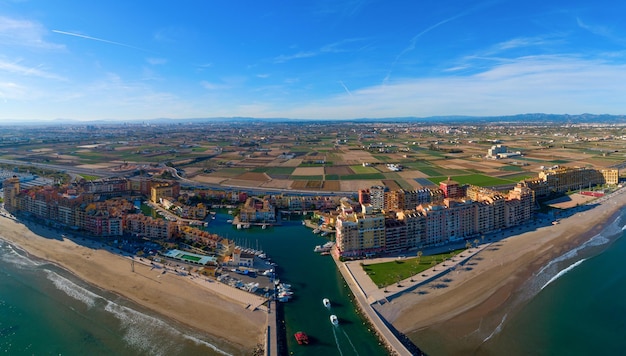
[238,197,276,223]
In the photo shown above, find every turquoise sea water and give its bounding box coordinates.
[0,212,387,355]
[476,207,626,356]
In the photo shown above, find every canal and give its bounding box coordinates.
[205,211,389,355]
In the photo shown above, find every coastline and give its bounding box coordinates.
[0,215,266,355]
[373,188,626,354]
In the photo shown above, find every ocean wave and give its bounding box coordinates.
[183,334,232,356]
[105,300,232,356]
[0,239,42,269]
[536,233,609,278]
[541,259,586,290]
[483,313,507,342]
[45,270,99,308]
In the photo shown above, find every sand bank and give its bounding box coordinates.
[375,188,626,354]
[0,214,266,355]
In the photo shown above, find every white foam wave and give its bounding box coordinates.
[0,239,42,268]
[536,233,609,277]
[182,334,232,356]
[45,270,99,308]
[483,313,507,342]
[105,301,232,356]
[541,259,586,290]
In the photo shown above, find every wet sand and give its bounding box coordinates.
[375,188,626,354]
[0,214,266,355]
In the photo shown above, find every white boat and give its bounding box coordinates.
[330,315,339,326]
[314,241,335,253]
[323,298,331,308]
[262,224,267,229]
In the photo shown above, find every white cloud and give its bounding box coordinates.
[0,16,63,49]
[0,58,65,80]
[270,55,626,118]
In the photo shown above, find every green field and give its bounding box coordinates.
[339,173,386,180]
[428,174,517,187]
[350,165,379,174]
[181,254,202,262]
[362,249,465,287]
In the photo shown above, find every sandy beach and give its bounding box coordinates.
[374,188,626,354]
[0,214,266,355]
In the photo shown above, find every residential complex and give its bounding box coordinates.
[333,166,616,258]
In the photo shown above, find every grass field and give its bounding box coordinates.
[362,249,465,287]
[340,173,386,180]
[350,165,379,174]
[428,174,517,186]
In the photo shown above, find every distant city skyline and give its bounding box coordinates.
[1,0,626,123]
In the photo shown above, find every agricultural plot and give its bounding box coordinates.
[339,173,386,180]
[325,166,353,175]
[350,165,379,174]
[291,167,325,176]
[235,172,270,181]
[428,174,517,187]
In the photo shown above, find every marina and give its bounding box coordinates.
[205,211,389,355]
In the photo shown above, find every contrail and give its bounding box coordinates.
[339,80,353,96]
[52,30,147,52]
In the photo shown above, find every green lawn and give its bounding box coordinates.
[339,173,386,180]
[428,174,517,187]
[350,165,379,174]
[362,249,465,287]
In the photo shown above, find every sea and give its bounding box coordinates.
[0,211,388,356]
[4,207,626,356]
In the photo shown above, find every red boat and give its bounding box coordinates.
[294,331,309,345]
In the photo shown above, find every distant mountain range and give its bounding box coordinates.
[4,113,626,126]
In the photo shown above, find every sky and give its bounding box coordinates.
[1,0,626,122]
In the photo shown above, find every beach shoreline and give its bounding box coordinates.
[367,188,626,354]
[0,213,267,355]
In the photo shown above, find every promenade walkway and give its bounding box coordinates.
[336,244,489,356]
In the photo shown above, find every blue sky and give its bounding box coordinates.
[1,0,626,122]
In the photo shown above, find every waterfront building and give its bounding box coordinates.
[178,225,222,250]
[335,206,385,258]
[125,214,176,239]
[538,166,619,193]
[2,176,20,212]
[238,197,276,223]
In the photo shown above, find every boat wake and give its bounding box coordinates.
[342,328,359,355]
[541,259,586,290]
[332,326,344,356]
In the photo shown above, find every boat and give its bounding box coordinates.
[314,241,335,253]
[294,331,309,345]
[301,220,306,226]
[330,314,339,326]
[262,224,267,229]
[323,298,331,308]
